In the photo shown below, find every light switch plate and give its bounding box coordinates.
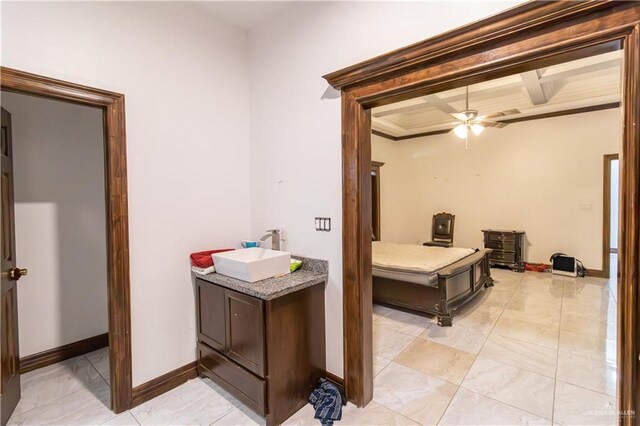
[315,217,331,232]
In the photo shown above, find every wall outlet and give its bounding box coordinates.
[315,217,331,232]
[579,203,593,211]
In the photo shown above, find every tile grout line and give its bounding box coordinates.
[8,356,112,424]
[555,377,618,399]
[442,271,562,423]
[9,381,112,424]
[557,275,620,405]
[370,306,421,422]
[372,309,450,424]
[378,270,611,425]
[378,332,439,425]
[378,272,611,425]
[464,271,557,422]
[436,270,526,425]
[550,277,568,425]
[85,352,111,389]
[127,408,144,426]
[206,405,238,426]
[83,351,117,424]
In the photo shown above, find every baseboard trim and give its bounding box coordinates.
[20,333,109,374]
[131,361,198,407]
[586,268,606,278]
[324,371,345,393]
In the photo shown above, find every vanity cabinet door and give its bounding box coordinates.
[196,279,226,352]
[225,290,265,377]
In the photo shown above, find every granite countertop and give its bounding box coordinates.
[192,255,328,300]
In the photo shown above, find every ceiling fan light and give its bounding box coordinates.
[453,124,468,139]
[471,123,484,136]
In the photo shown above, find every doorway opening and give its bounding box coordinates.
[367,45,622,424]
[1,91,111,422]
[0,67,132,423]
[324,2,640,423]
[604,154,619,281]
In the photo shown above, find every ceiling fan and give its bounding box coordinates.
[447,86,520,146]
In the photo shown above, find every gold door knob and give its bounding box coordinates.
[8,268,27,281]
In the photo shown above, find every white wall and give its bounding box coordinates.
[1,0,526,383]
[2,92,108,357]
[372,108,621,269]
[1,2,252,386]
[248,1,519,376]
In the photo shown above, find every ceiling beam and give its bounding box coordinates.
[538,58,621,83]
[423,94,460,115]
[373,82,522,117]
[371,129,398,141]
[378,102,620,140]
[373,55,621,118]
[520,70,548,105]
[499,102,620,125]
[372,102,428,118]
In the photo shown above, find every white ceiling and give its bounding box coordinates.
[372,49,622,138]
[190,1,290,31]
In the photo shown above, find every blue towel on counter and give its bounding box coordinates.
[309,378,343,426]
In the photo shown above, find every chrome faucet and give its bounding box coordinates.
[260,229,282,251]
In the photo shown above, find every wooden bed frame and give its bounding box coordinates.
[373,248,494,326]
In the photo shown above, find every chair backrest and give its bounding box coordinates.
[432,212,455,243]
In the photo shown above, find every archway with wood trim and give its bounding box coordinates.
[324,2,640,424]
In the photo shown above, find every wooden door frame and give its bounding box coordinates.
[324,1,640,421]
[0,67,133,413]
[603,153,620,277]
[370,161,384,241]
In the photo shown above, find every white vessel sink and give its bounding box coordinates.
[213,248,291,283]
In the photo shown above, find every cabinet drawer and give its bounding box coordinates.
[490,251,516,263]
[198,343,267,416]
[485,239,516,252]
[488,233,516,243]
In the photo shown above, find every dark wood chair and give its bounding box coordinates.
[423,212,455,248]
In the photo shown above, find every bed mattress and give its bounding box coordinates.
[372,242,475,286]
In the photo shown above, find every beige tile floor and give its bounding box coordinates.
[9,265,618,425]
[360,266,618,426]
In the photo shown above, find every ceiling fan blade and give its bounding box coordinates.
[480,121,508,128]
[482,109,521,119]
[450,113,468,121]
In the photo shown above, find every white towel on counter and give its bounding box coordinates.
[191,265,215,275]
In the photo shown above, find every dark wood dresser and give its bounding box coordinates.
[482,229,525,272]
[194,259,327,426]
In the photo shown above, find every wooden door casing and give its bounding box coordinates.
[1,68,131,413]
[324,1,640,417]
[0,107,20,426]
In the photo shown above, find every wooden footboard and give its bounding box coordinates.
[372,249,493,326]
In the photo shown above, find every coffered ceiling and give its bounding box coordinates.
[371,49,622,139]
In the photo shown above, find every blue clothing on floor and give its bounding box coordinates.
[309,378,343,426]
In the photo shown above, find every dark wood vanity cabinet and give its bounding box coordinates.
[195,278,326,426]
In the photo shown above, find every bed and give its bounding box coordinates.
[372,242,494,326]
